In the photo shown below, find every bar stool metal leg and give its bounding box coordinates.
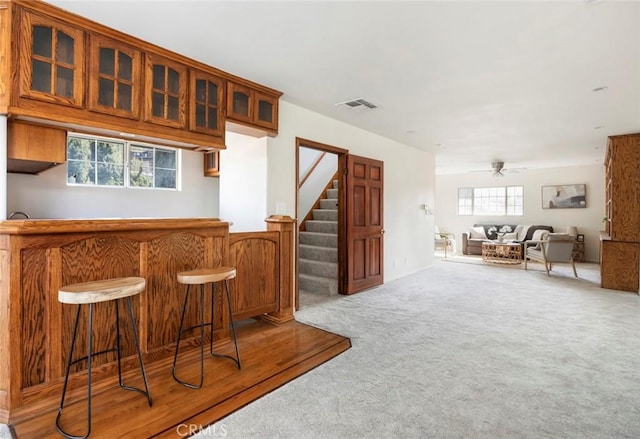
[117,298,153,405]
[172,284,206,389]
[56,303,93,439]
[206,280,241,369]
[224,279,241,369]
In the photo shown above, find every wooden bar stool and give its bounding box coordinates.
[172,266,241,389]
[56,277,152,439]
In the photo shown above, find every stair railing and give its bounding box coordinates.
[299,152,327,188]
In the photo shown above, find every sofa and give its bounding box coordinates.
[462,224,554,256]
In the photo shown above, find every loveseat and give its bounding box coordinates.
[462,224,554,256]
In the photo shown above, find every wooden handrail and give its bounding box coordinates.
[299,152,327,188]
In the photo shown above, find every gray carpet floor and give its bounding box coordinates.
[3,259,639,438]
[195,259,640,439]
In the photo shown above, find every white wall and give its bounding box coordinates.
[435,164,604,262]
[298,148,338,221]
[267,101,436,282]
[7,148,219,219]
[219,132,268,231]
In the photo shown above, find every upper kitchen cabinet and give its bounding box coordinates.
[253,91,279,131]
[2,0,281,151]
[189,70,225,138]
[227,81,280,134]
[144,53,187,129]
[18,9,84,107]
[227,82,252,124]
[88,34,142,119]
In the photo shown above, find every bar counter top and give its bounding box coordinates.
[0,217,228,235]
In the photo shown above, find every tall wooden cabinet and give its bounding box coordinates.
[600,133,640,292]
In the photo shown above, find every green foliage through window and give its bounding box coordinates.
[67,134,178,190]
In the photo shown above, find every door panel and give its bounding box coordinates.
[346,154,384,294]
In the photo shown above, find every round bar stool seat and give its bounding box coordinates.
[177,267,236,285]
[172,266,241,389]
[56,277,152,439]
[58,277,146,304]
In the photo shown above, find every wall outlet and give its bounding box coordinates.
[276,202,286,214]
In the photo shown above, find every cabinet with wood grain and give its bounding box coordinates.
[227,81,280,134]
[600,133,640,293]
[2,0,282,172]
[17,8,84,107]
[88,34,142,119]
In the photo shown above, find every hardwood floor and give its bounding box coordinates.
[10,319,351,438]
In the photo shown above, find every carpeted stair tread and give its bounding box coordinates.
[305,220,338,234]
[299,273,338,296]
[299,244,338,262]
[319,199,338,209]
[299,258,338,278]
[299,231,338,247]
[312,209,338,221]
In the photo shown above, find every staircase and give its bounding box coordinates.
[299,180,339,295]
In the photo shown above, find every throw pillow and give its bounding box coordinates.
[531,229,549,241]
[469,226,486,239]
[529,229,549,249]
[515,225,529,240]
[502,232,518,241]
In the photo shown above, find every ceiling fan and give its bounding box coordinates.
[490,161,507,177]
[471,161,523,178]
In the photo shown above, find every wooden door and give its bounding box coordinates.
[345,154,384,294]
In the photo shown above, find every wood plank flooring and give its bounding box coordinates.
[10,319,351,438]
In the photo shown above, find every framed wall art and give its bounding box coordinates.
[541,184,586,209]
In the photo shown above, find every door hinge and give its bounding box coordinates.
[343,167,348,175]
[343,275,348,284]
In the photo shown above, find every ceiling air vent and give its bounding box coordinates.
[335,98,378,110]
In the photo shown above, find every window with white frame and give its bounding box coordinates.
[67,134,179,190]
[458,186,523,216]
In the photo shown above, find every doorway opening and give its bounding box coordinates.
[296,138,347,309]
[295,139,385,308]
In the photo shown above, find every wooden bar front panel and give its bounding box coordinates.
[0,217,295,422]
[229,232,279,320]
[0,219,230,421]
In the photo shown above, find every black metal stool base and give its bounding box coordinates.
[172,280,241,389]
[56,297,152,439]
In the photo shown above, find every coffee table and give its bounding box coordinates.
[481,241,522,264]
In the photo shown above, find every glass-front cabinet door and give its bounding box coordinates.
[252,91,278,131]
[88,35,141,119]
[189,70,224,137]
[226,82,252,123]
[20,11,84,106]
[144,53,187,128]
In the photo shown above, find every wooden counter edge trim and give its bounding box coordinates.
[0,218,228,235]
[264,215,296,224]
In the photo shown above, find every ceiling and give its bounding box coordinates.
[48,0,640,175]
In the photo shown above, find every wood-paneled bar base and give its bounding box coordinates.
[11,319,350,438]
[0,217,301,426]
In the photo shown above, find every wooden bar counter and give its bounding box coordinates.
[0,217,296,424]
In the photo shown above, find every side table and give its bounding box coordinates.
[572,241,585,262]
